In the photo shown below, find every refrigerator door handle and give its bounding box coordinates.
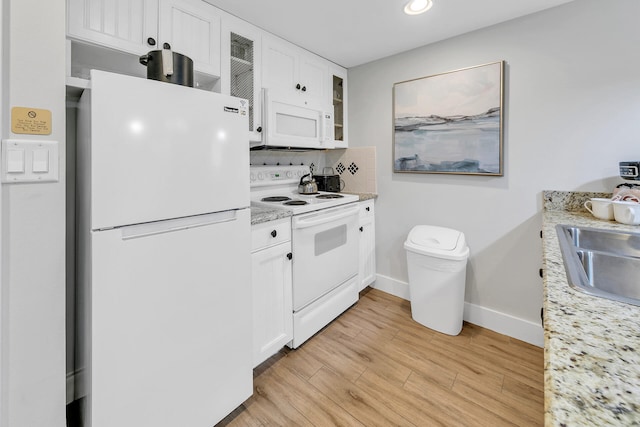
[120,210,239,240]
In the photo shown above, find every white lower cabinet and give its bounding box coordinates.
[251,218,293,368]
[359,200,376,291]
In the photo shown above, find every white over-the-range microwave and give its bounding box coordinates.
[250,89,335,150]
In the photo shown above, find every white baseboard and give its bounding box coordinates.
[370,274,544,347]
[371,273,410,300]
[463,302,543,347]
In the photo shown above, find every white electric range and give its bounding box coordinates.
[250,165,360,348]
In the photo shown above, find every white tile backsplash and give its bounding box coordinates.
[250,147,377,193]
[330,147,377,193]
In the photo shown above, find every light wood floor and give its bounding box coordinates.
[217,288,544,426]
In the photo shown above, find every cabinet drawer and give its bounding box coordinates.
[251,218,291,252]
[359,200,375,218]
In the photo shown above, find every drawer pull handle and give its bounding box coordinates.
[270,230,277,238]
[359,226,364,232]
[287,253,292,260]
[366,207,370,211]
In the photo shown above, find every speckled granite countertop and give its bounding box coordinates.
[250,205,292,225]
[542,191,640,426]
[250,194,377,225]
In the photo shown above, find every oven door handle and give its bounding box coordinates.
[293,205,359,229]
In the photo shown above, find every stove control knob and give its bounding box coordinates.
[286,171,293,178]
[257,172,264,180]
[250,172,255,181]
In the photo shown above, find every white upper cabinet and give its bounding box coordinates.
[298,55,328,108]
[221,15,263,142]
[158,0,220,77]
[262,35,328,108]
[67,0,220,77]
[66,0,347,136]
[67,0,159,55]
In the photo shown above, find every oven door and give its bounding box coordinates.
[291,203,359,311]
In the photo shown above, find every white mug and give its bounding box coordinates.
[584,198,614,220]
[612,200,640,225]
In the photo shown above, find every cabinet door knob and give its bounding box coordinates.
[301,86,307,92]
[147,37,156,46]
[295,83,301,90]
[163,42,171,50]
[359,226,364,232]
[270,230,277,238]
[256,126,262,133]
[287,253,292,260]
[366,207,370,211]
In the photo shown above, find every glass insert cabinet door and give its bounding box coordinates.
[221,18,263,142]
[230,32,255,131]
[330,65,347,148]
[332,74,343,142]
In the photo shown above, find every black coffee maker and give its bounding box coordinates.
[620,161,640,181]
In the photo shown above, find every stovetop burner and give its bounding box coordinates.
[284,200,308,206]
[316,194,344,199]
[262,196,292,202]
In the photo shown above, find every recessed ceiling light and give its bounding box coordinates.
[404,0,433,15]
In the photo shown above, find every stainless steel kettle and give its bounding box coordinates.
[298,174,318,194]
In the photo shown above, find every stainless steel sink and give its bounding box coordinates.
[556,225,640,306]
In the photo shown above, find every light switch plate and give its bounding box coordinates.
[2,139,59,183]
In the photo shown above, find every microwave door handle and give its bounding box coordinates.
[321,111,329,141]
[261,88,268,143]
[320,110,334,142]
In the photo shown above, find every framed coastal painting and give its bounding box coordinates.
[393,61,504,175]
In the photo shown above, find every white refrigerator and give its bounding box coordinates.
[76,70,252,427]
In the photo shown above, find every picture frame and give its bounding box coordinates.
[393,61,504,176]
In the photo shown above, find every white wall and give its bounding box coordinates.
[348,0,640,343]
[1,0,66,426]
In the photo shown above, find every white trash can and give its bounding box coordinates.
[404,225,469,335]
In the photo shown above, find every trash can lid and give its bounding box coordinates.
[404,225,469,260]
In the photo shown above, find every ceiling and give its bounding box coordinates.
[205,0,574,68]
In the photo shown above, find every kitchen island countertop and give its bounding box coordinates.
[542,192,640,426]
